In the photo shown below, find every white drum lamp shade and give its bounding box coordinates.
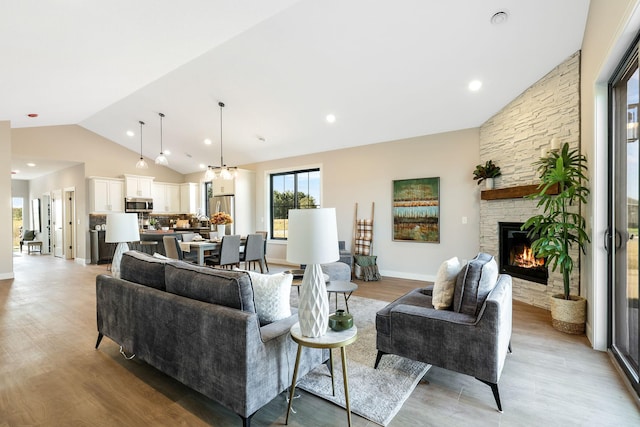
[105,213,140,279]
[287,208,339,337]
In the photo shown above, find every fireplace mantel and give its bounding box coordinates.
[481,183,559,201]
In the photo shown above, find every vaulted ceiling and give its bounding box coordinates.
[3,0,590,179]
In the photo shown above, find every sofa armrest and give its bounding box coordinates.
[260,312,299,342]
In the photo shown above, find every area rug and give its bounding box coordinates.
[290,293,430,426]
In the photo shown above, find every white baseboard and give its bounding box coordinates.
[0,272,15,280]
[75,258,88,265]
[378,269,434,283]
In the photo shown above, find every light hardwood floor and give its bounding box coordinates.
[1,253,639,426]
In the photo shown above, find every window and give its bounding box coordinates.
[12,197,23,251]
[270,168,320,239]
[204,181,213,217]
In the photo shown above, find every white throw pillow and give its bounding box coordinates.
[432,257,462,310]
[152,252,169,260]
[248,271,293,323]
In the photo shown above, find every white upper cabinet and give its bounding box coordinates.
[212,177,235,196]
[152,182,181,213]
[90,177,124,213]
[124,174,154,198]
[180,182,199,214]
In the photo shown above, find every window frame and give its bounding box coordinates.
[269,167,321,240]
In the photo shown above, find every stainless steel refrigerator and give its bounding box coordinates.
[209,195,235,235]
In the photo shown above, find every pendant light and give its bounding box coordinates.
[135,120,148,169]
[205,102,237,181]
[155,112,169,166]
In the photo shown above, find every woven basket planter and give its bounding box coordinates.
[550,294,586,335]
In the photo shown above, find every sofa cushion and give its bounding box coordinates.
[432,257,463,310]
[120,250,168,291]
[247,271,292,325]
[165,262,256,313]
[453,253,498,316]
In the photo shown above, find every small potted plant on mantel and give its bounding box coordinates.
[522,142,590,334]
[473,160,502,189]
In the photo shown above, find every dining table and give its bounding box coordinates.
[179,237,246,266]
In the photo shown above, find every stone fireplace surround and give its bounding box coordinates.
[478,51,581,310]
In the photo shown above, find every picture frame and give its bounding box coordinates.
[392,177,440,243]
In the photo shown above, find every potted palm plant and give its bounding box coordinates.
[522,142,590,334]
[473,160,502,189]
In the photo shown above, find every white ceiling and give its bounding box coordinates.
[3,0,590,180]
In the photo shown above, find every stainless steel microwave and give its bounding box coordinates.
[125,197,153,213]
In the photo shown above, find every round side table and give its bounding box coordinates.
[286,322,358,426]
[325,281,359,313]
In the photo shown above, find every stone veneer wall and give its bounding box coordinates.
[479,51,581,309]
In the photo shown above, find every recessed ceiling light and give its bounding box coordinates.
[26,163,36,167]
[326,114,336,123]
[204,138,212,145]
[27,113,38,118]
[257,135,266,142]
[199,163,206,169]
[468,80,482,91]
[126,130,135,137]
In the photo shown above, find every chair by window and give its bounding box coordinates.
[240,233,265,272]
[256,230,269,272]
[205,235,240,269]
[20,229,36,252]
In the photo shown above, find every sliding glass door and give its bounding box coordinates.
[609,43,640,395]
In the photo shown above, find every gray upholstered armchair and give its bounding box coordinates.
[375,254,512,412]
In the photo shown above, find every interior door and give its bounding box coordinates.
[52,189,63,258]
[64,189,75,259]
[41,194,51,253]
[609,46,640,395]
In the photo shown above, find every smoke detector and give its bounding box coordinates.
[491,11,508,25]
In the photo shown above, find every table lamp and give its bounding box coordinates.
[106,213,140,279]
[286,208,339,337]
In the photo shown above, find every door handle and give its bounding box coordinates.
[604,228,611,254]
[615,229,623,250]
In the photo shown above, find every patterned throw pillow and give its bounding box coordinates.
[248,271,293,324]
[432,257,463,310]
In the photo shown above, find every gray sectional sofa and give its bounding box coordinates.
[95,250,326,426]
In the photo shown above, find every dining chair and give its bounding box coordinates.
[178,233,199,263]
[256,230,270,272]
[205,235,241,269]
[240,233,265,273]
[163,236,183,260]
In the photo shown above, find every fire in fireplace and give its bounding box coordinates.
[498,222,548,285]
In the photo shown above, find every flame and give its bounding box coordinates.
[514,246,544,268]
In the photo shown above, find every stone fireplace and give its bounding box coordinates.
[498,222,548,285]
[478,51,581,310]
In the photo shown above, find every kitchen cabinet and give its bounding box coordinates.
[90,177,124,213]
[180,182,200,214]
[212,177,235,196]
[152,182,181,213]
[124,174,154,198]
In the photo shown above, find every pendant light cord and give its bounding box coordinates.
[139,121,144,157]
[159,112,165,154]
[219,102,225,167]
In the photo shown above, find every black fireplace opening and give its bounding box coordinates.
[498,222,548,285]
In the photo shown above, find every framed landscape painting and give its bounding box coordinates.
[392,177,440,243]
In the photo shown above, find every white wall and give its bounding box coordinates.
[244,127,481,281]
[0,121,13,279]
[11,180,30,232]
[581,0,640,350]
